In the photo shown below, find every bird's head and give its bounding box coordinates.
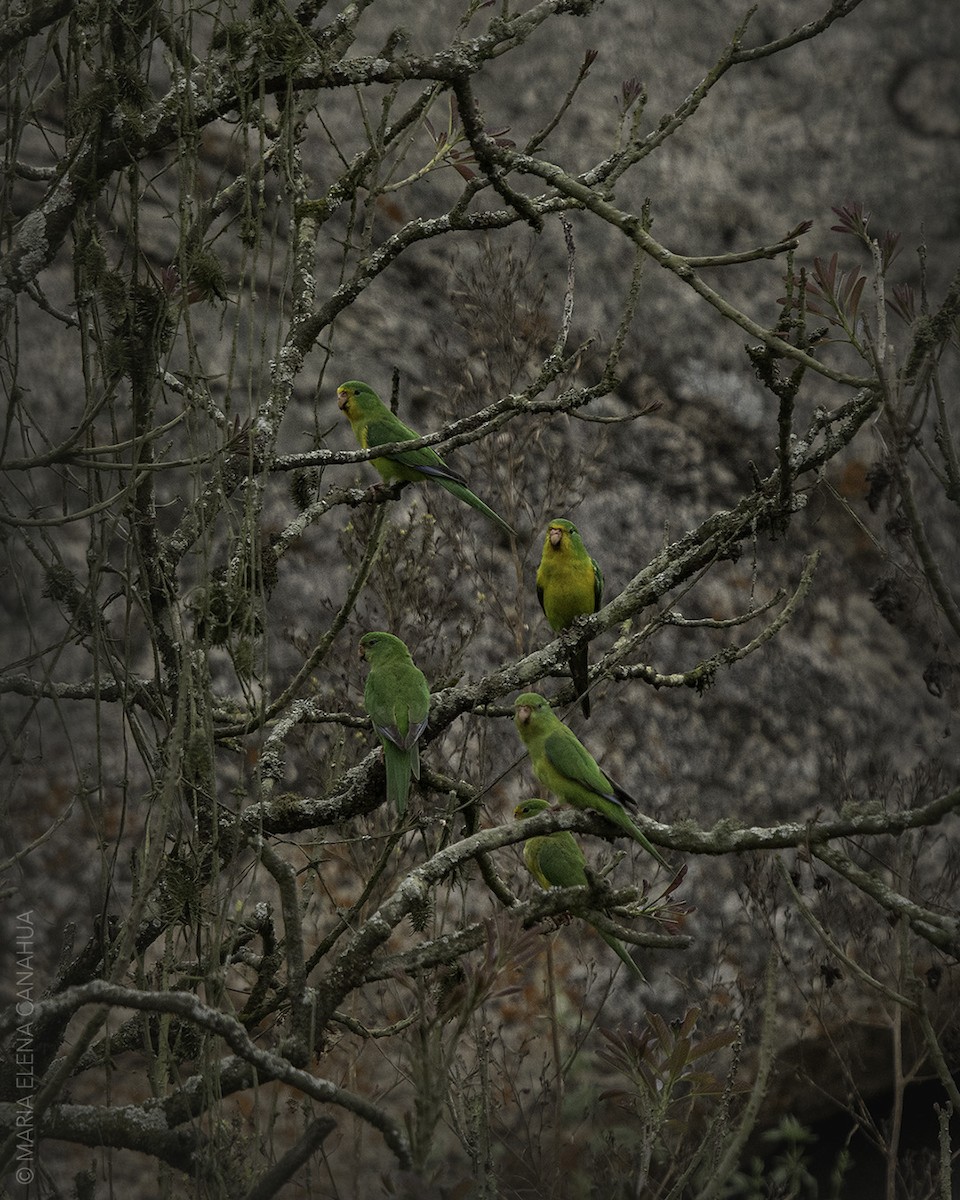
[337,380,376,421]
[514,692,549,728]
[546,518,577,551]
[358,630,405,663]
[514,798,551,820]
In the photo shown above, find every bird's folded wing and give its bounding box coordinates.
[544,730,615,798]
[390,451,468,487]
[373,712,428,751]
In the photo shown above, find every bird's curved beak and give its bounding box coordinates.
[337,387,350,412]
[515,703,532,725]
[358,643,366,661]
[548,527,563,548]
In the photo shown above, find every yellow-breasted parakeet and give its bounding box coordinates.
[337,381,515,537]
[513,692,668,868]
[515,798,645,980]
[536,518,603,717]
[359,631,430,815]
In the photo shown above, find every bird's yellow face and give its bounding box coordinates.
[337,384,356,416]
[546,520,579,551]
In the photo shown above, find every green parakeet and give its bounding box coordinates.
[337,381,515,537]
[515,798,645,980]
[359,631,430,815]
[513,692,669,868]
[536,518,603,717]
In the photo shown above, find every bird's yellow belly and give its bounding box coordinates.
[541,562,596,629]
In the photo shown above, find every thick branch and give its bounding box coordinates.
[0,1100,200,1171]
[0,982,412,1167]
[0,0,74,54]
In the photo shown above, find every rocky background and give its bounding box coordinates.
[3,0,960,1194]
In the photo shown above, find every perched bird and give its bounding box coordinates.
[513,692,669,868]
[536,518,603,717]
[359,631,431,815]
[514,798,645,980]
[337,381,515,537]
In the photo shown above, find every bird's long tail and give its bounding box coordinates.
[569,644,591,718]
[598,928,647,981]
[438,478,516,538]
[384,742,414,815]
[603,801,670,869]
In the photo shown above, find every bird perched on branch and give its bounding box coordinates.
[513,692,668,868]
[337,380,515,537]
[514,798,645,980]
[536,518,603,716]
[359,631,430,815]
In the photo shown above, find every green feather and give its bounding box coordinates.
[536,519,603,716]
[515,799,645,980]
[338,381,515,537]
[513,693,669,868]
[360,631,430,815]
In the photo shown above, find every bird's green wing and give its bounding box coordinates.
[362,410,465,483]
[369,709,429,753]
[522,837,552,891]
[363,410,420,452]
[363,643,430,814]
[366,661,429,751]
[542,727,615,799]
[366,417,514,535]
[400,452,468,487]
[535,832,589,889]
[605,775,642,811]
[529,831,646,980]
[369,701,425,814]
